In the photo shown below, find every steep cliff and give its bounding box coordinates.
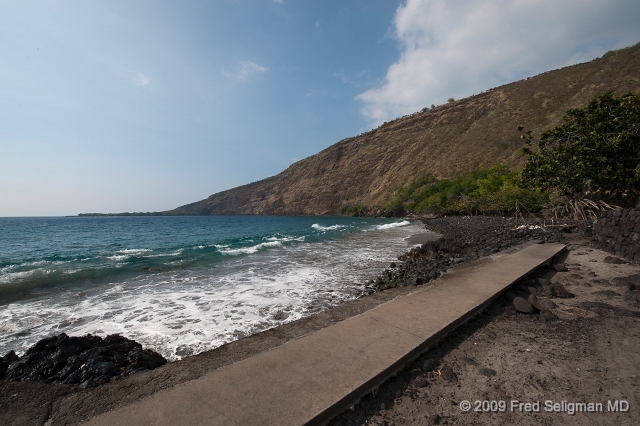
[168,44,640,216]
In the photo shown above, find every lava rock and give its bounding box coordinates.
[513,297,534,314]
[2,333,166,387]
[542,282,573,298]
[624,290,640,305]
[439,365,458,382]
[407,277,421,286]
[553,263,568,272]
[528,294,557,311]
[272,311,290,321]
[422,359,441,372]
[528,286,543,297]
[413,377,428,388]
[540,309,559,321]
[426,414,441,425]
[479,368,497,377]
[604,256,626,264]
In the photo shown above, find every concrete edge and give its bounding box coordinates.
[308,242,567,426]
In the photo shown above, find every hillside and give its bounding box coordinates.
[168,44,640,216]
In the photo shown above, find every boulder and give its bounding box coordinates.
[528,295,557,311]
[527,286,543,297]
[407,277,421,287]
[2,333,166,387]
[513,297,534,314]
[413,377,428,388]
[422,359,441,372]
[540,309,559,320]
[604,256,626,264]
[542,282,573,298]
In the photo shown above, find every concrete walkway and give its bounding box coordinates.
[83,242,565,426]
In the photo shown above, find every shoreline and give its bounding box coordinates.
[2,216,638,425]
[0,216,422,361]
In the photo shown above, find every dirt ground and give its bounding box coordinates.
[2,231,639,425]
[329,233,640,426]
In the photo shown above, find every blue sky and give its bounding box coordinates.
[2,0,639,216]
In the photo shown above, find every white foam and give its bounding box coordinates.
[107,255,131,261]
[116,249,152,255]
[374,220,411,230]
[217,241,283,255]
[0,220,426,361]
[311,224,345,231]
[0,269,36,284]
[515,225,544,230]
[148,250,183,258]
[107,249,152,261]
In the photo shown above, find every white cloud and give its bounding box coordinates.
[356,0,640,125]
[226,61,268,80]
[315,19,322,32]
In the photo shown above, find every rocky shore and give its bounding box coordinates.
[1,215,638,425]
[370,216,579,293]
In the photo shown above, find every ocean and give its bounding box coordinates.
[0,216,438,360]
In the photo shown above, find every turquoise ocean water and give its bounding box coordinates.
[0,216,435,359]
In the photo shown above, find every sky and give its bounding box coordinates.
[1,0,639,216]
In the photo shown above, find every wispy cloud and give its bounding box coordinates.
[89,52,152,89]
[333,70,351,83]
[225,61,268,80]
[314,19,322,32]
[356,0,640,125]
[131,70,150,88]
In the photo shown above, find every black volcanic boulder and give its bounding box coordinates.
[2,333,166,388]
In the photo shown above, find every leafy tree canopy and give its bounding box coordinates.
[519,92,640,205]
[385,164,547,215]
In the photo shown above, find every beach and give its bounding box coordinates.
[2,216,639,425]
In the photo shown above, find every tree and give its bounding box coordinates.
[520,92,640,206]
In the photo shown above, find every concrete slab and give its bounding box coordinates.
[82,242,565,426]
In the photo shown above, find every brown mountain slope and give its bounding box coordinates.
[169,44,640,216]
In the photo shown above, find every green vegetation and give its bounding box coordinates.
[374,92,639,219]
[385,164,547,215]
[339,204,368,215]
[519,92,640,207]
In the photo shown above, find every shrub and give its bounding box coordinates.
[520,92,640,207]
[385,164,547,215]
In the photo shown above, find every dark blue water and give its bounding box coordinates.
[0,216,434,359]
